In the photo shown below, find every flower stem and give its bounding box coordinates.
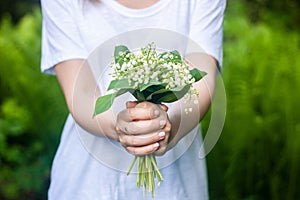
[126,154,164,198]
[150,155,163,183]
[127,155,137,176]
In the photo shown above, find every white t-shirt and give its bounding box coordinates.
[41,0,225,199]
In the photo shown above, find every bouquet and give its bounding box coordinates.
[94,43,206,197]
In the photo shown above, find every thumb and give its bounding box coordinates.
[126,101,138,108]
[159,104,168,112]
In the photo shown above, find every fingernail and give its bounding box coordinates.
[153,143,159,148]
[154,110,160,117]
[160,120,166,127]
[158,132,165,137]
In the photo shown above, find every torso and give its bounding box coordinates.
[75,0,191,52]
[116,0,160,9]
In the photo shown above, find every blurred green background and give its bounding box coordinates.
[0,0,299,199]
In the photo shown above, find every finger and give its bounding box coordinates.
[125,143,160,156]
[155,136,169,156]
[121,107,160,122]
[155,121,172,156]
[119,131,166,147]
[126,101,138,108]
[119,118,167,135]
[137,101,168,112]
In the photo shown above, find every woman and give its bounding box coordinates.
[41,0,225,199]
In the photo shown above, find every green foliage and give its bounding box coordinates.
[205,2,300,200]
[0,8,67,200]
[0,0,38,23]
[240,0,300,31]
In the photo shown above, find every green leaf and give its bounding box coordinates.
[107,79,133,90]
[149,84,190,103]
[114,45,130,59]
[169,85,186,92]
[190,68,207,82]
[142,85,166,100]
[138,80,163,91]
[145,88,168,101]
[93,93,116,116]
[114,45,130,65]
[116,88,131,97]
[93,89,129,116]
[130,90,146,102]
[170,50,182,60]
[152,91,178,103]
[158,52,167,59]
[143,84,165,94]
[158,51,182,64]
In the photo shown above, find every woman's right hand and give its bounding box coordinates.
[116,101,171,156]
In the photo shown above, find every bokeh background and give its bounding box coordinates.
[0,0,299,199]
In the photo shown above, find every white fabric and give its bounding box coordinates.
[41,0,226,199]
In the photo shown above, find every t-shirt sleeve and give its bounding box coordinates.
[40,0,88,74]
[189,0,226,70]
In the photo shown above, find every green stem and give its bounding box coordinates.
[127,156,137,176]
[127,153,164,198]
[150,155,164,182]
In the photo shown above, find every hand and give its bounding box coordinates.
[116,101,171,156]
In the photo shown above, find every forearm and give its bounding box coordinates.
[55,59,119,141]
[167,53,217,149]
